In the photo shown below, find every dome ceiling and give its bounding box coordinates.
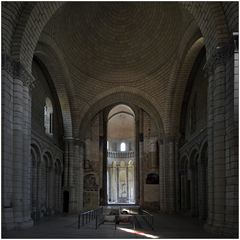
[44,2,185,83]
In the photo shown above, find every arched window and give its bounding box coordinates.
[44,98,53,135]
[120,142,126,152]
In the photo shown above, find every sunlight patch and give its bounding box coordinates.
[117,227,159,238]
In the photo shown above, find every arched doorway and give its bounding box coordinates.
[107,104,136,204]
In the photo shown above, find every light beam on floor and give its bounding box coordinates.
[117,227,159,238]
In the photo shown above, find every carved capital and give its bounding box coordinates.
[13,61,35,89]
[2,53,35,89]
[2,53,14,75]
[205,41,235,75]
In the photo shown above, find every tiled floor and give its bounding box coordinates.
[2,213,231,239]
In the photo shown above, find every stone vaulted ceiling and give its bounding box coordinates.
[39,2,198,132]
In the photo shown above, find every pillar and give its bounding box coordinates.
[74,140,84,211]
[1,57,35,229]
[139,109,144,205]
[159,139,166,211]
[159,137,177,213]
[63,138,75,212]
[126,165,129,202]
[2,53,14,230]
[205,39,238,236]
[117,164,119,202]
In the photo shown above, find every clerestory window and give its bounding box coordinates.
[44,97,53,135]
[120,142,126,152]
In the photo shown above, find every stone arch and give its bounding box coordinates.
[182,2,230,56]
[42,151,53,168]
[10,2,64,71]
[34,34,74,138]
[31,143,41,165]
[189,147,199,168]
[179,154,189,170]
[55,158,63,173]
[78,88,165,140]
[165,37,205,135]
[200,139,208,164]
[6,2,230,75]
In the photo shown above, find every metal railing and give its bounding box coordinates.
[78,207,104,229]
[140,209,154,230]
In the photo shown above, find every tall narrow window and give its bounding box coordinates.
[120,142,126,152]
[44,98,53,135]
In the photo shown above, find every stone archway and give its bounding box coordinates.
[78,89,165,140]
[3,2,229,73]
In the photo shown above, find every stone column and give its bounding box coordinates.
[117,164,119,202]
[12,61,34,228]
[108,166,111,202]
[158,138,166,212]
[139,109,144,205]
[126,166,129,202]
[63,138,75,212]
[112,165,117,202]
[159,137,177,213]
[2,53,14,230]
[167,137,177,212]
[224,35,238,234]
[74,140,84,211]
[205,41,238,236]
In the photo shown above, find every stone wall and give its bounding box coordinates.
[31,58,64,147]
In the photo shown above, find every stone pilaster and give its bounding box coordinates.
[159,137,177,213]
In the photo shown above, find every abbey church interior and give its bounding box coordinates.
[2,1,239,238]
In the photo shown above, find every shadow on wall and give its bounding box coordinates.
[146,173,159,184]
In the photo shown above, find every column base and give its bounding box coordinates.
[204,223,238,238]
[2,207,14,231]
[15,219,34,229]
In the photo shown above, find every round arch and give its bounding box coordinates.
[189,146,199,167]
[31,143,42,165]
[78,89,165,141]
[165,37,205,135]
[34,35,74,138]
[42,151,53,168]
[5,2,230,75]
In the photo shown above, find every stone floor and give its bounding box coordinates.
[2,213,232,239]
